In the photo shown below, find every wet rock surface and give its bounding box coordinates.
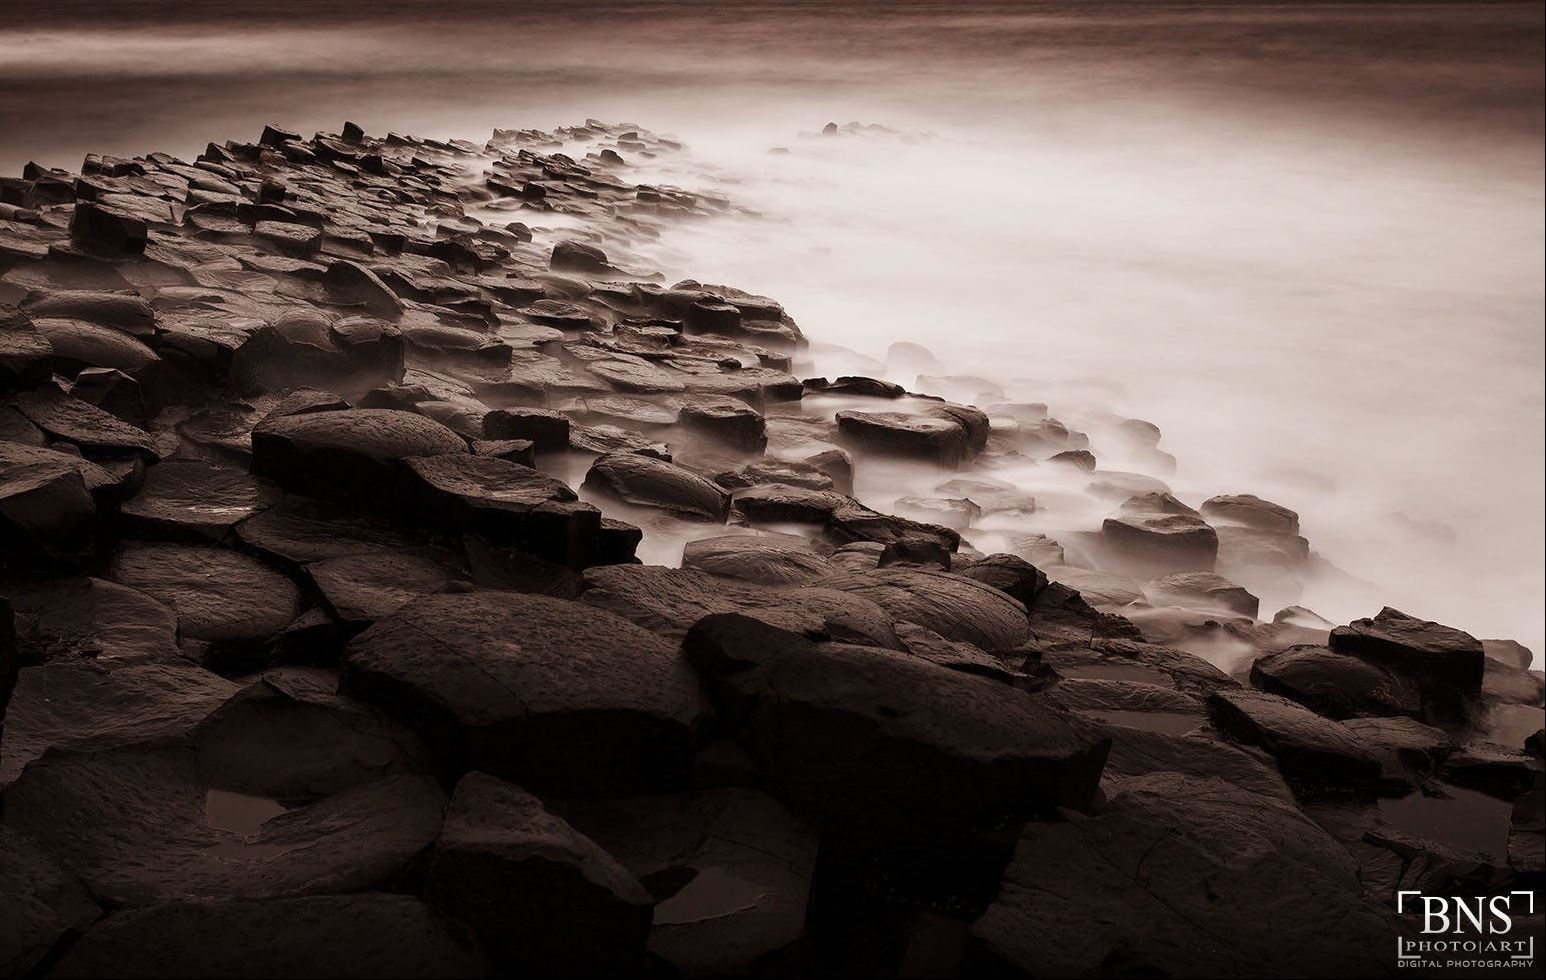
[1,118,1538,977]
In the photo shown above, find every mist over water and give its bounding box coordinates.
[3,1,1541,654]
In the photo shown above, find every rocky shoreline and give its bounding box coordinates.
[0,119,1541,977]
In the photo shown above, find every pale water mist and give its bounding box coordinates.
[3,1,1541,654]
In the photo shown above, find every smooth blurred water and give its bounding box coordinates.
[2,2,1542,653]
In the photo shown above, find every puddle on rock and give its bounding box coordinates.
[652,866,766,926]
[204,789,296,858]
[1377,782,1514,859]
[1083,709,1203,735]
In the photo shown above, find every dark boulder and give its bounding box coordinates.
[731,483,851,525]
[0,441,98,566]
[484,407,570,451]
[553,789,818,977]
[322,259,404,317]
[426,772,651,976]
[955,553,1049,607]
[1100,493,1217,576]
[681,532,836,585]
[1144,571,1259,618]
[1,306,53,391]
[1208,688,1382,784]
[583,452,730,522]
[678,394,767,451]
[251,408,466,508]
[1250,645,1422,720]
[341,591,707,794]
[192,668,432,798]
[835,410,971,468]
[683,614,1110,839]
[1201,492,1301,534]
[68,201,148,256]
[582,563,902,648]
[404,453,598,567]
[120,460,268,540]
[967,774,1391,976]
[812,567,1030,651]
[1329,607,1485,722]
[49,894,492,979]
[0,824,99,977]
[108,542,301,659]
[550,240,615,275]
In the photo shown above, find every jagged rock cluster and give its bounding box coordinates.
[1,120,1541,977]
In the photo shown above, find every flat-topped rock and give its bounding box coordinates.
[342,591,706,794]
[0,660,237,788]
[20,289,154,333]
[252,408,466,506]
[120,460,268,539]
[108,542,300,657]
[1100,493,1217,576]
[835,409,972,468]
[5,576,178,663]
[14,386,161,459]
[31,316,159,374]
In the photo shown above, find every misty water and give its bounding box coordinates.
[3,1,1541,655]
